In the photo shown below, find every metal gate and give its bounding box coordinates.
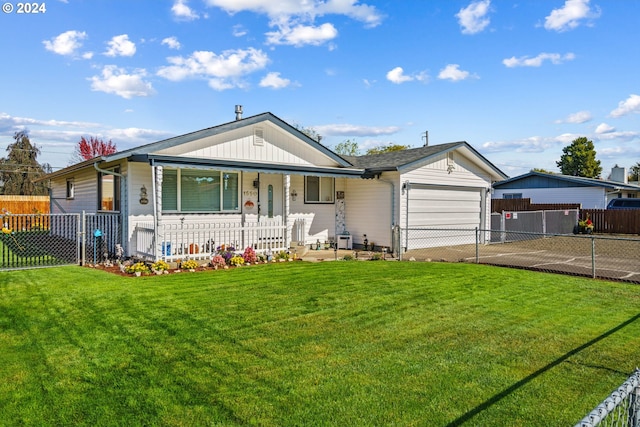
[0,212,121,270]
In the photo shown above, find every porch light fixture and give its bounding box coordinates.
[291,189,297,201]
[253,178,259,188]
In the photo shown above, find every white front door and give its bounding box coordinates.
[258,174,283,221]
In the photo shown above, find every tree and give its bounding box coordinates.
[71,136,117,163]
[555,136,602,178]
[365,143,410,155]
[292,124,321,143]
[629,162,640,182]
[531,168,555,174]
[0,131,51,195]
[334,139,360,156]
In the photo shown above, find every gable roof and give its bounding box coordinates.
[344,141,507,180]
[493,171,640,191]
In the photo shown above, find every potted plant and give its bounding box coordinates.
[180,259,200,272]
[151,260,169,274]
[125,261,150,276]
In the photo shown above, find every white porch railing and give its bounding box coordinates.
[133,219,289,262]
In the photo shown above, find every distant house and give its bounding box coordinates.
[41,109,506,261]
[493,168,640,209]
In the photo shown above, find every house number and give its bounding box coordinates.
[243,190,258,197]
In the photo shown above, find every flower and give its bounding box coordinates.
[210,254,226,268]
[229,255,245,267]
[2,227,12,234]
[125,262,150,274]
[151,260,169,272]
[242,247,257,264]
[180,259,199,270]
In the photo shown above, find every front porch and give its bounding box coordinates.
[132,217,306,262]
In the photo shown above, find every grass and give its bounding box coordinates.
[0,261,639,426]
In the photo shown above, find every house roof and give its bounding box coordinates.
[344,141,507,180]
[493,171,640,191]
[38,112,507,182]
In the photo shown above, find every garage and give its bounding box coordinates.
[404,184,483,250]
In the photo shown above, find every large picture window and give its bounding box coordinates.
[162,168,239,212]
[305,176,334,203]
[98,167,120,211]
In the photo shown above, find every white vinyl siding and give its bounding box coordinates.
[493,187,606,209]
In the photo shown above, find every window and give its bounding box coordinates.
[305,176,334,203]
[161,168,239,212]
[66,179,74,199]
[98,167,121,211]
[503,193,522,199]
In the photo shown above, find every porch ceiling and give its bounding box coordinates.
[146,154,365,178]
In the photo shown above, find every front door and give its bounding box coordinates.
[258,174,283,221]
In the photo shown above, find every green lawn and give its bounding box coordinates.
[0,262,638,426]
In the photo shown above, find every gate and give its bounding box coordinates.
[0,212,121,270]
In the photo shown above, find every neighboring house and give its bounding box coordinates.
[493,169,640,209]
[41,110,506,261]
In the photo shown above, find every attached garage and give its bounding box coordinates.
[404,183,484,250]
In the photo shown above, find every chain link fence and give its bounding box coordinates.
[575,369,640,427]
[395,227,640,284]
[0,212,121,270]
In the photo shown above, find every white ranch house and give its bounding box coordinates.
[43,110,506,261]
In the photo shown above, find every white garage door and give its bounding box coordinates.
[406,186,482,249]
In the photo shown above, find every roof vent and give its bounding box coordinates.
[235,105,243,121]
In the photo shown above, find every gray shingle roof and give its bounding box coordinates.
[343,142,463,171]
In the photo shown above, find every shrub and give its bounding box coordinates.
[370,253,384,261]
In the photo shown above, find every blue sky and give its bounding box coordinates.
[0,0,638,178]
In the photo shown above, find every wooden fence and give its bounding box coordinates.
[582,209,640,235]
[492,198,640,235]
[0,196,50,214]
[492,198,580,213]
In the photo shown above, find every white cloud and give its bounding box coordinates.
[385,67,427,84]
[0,112,100,131]
[204,0,382,47]
[595,123,615,134]
[172,0,199,20]
[232,25,248,37]
[266,22,338,46]
[482,135,568,153]
[259,72,292,89]
[104,34,136,57]
[503,52,575,67]
[43,30,87,56]
[456,0,491,34]
[157,48,269,90]
[314,123,400,137]
[89,65,156,99]
[437,64,477,81]
[543,0,601,32]
[204,0,383,27]
[555,110,592,124]
[610,94,640,118]
[161,36,181,50]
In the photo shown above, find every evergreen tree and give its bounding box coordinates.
[555,137,602,178]
[0,131,51,195]
[629,162,640,182]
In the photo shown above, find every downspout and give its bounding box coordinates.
[94,162,127,255]
[404,180,410,253]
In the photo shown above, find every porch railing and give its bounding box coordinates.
[133,219,288,262]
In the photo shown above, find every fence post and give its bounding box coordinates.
[81,211,86,266]
[475,227,479,263]
[591,236,596,279]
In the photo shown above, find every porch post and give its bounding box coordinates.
[153,165,163,261]
[284,174,290,249]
